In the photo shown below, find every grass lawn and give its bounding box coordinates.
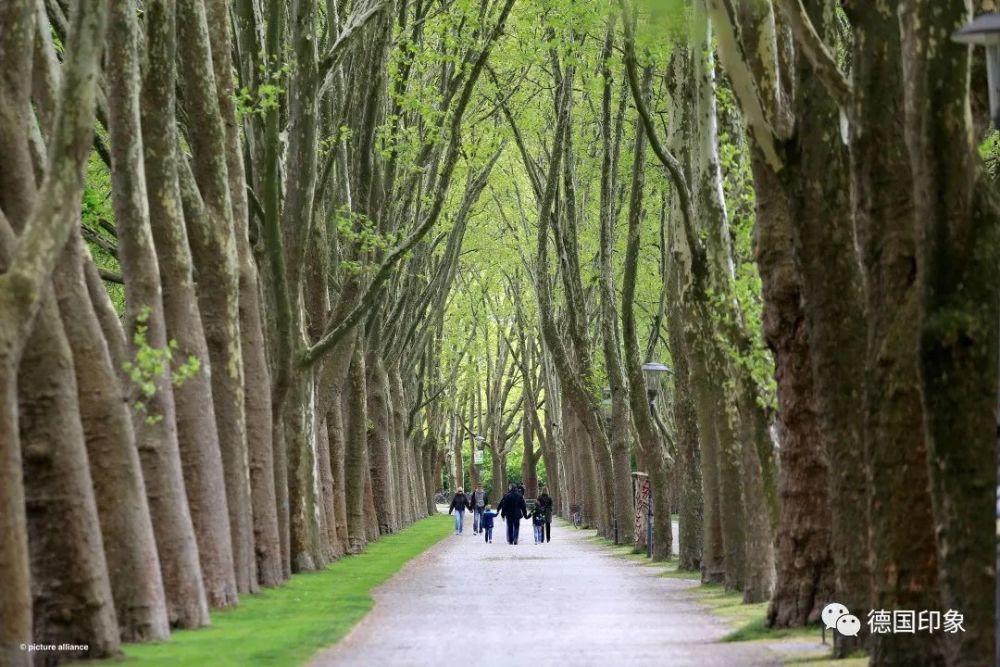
[91,514,451,667]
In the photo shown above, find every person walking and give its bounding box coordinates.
[480,504,497,543]
[497,483,527,544]
[537,487,554,543]
[449,488,469,535]
[470,485,488,535]
[530,506,545,544]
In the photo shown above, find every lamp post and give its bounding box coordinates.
[600,386,612,429]
[953,13,1000,128]
[640,361,670,557]
[952,17,1000,664]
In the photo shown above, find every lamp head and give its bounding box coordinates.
[953,13,1000,127]
[953,13,1000,46]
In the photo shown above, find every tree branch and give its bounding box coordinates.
[0,0,110,353]
[773,0,852,110]
[618,0,706,283]
[303,0,518,367]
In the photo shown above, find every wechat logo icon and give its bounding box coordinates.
[822,602,861,637]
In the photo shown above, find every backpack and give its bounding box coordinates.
[474,489,485,508]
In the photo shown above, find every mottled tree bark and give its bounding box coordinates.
[134,0,212,627]
[315,415,339,561]
[901,2,998,664]
[177,0,257,594]
[596,25,636,547]
[737,379,776,603]
[346,344,370,552]
[142,0,237,609]
[521,411,539,499]
[666,265,703,571]
[0,0,111,658]
[283,368,323,570]
[367,354,398,533]
[53,231,169,641]
[327,398,351,554]
[847,2,944,662]
[752,149,832,627]
[775,3,871,652]
[19,296,121,662]
[205,0,283,590]
[619,73,672,560]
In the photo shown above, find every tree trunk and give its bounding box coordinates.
[751,149,833,626]
[315,414,339,561]
[0,0,110,650]
[387,366,413,528]
[177,0,257,594]
[346,343,369,552]
[283,369,323,571]
[363,468,381,542]
[272,420,291,577]
[327,398,351,554]
[367,354,398,533]
[205,0,283,590]
[848,3,944,662]
[141,0,237,609]
[19,296,121,661]
[83,5,173,634]
[901,2,998,663]
[687,341,725,583]
[779,5,872,650]
[737,379,776,603]
[666,268,703,571]
[53,232,169,641]
[521,411,539,498]
[0,344,30,667]
[423,436,438,515]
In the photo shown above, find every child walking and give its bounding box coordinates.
[481,505,496,543]
[531,506,546,544]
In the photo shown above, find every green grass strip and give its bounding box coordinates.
[97,514,451,667]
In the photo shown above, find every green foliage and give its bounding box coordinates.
[80,152,125,314]
[980,129,1000,182]
[122,306,201,424]
[235,58,291,120]
[335,210,394,255]
[101,515,452,667]
[716,82,777,409]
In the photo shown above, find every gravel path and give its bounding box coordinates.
[309,516,780,667]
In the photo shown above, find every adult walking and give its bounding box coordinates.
[497,483,527,544]
[470,485,488,535]
[449,488,469,535]
[537,487,554,543]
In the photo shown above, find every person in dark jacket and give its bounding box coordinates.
[448,488,469,535]
[537,487,554,542]
[480,504,497,543]
[496,484,527,544]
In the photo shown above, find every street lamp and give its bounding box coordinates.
[473,435,485,466]
[953,12,1000,127]
[600,386,612,428]
[600,385,617,541]
[641,361,671,403]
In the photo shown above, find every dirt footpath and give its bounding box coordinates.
[309,516,781,667]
